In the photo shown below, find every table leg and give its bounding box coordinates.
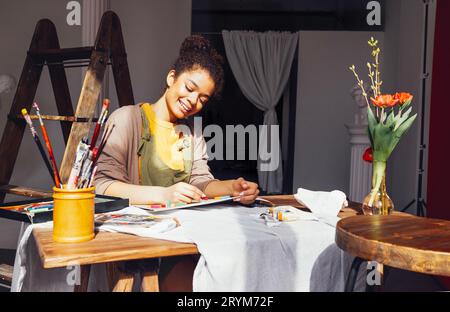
[345,257,364,292]
[384,265,391,281]
[106,262,118,291]
[111,261,138,292]
[137,258,159,292]
[112,270,135,292]
[141,269,159,292]
[74,265,91,292]
[109,259,159,292]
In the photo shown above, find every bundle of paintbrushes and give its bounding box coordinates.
[66,99,111,190]
[22,98,112,190]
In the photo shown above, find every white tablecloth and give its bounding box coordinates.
[11,204,366,292]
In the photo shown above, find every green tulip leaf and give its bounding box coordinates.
[386,114,417,155]
[394,114,417,140]
[394,107,412,131]
[367,106,377,125]
[367,106,377,146]
[385,110,396,128]
[372,123,393,161]
[400,98,412,111]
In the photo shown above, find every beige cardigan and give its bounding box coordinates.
[94,104,216,195]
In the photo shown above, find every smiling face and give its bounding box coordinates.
[165,68,215,121]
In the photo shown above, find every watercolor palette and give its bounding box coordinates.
[134,195,239,213]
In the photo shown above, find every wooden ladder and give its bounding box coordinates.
[0,11,134,202]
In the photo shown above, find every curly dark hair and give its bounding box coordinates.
[172,35,224,97]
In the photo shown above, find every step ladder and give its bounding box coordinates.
[0,11,134,202]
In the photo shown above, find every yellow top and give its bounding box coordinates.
[140,103,185,171]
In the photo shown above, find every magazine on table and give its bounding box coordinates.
[95,212,179,227]
[95,211,180,232]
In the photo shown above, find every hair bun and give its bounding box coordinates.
[180,35,212,56]
[173,35,225,97]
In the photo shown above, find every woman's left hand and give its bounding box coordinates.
[231,177,259,205]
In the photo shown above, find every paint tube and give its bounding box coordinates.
[77,149,94,188]
[66,139,90,189]
[268,206,301,222]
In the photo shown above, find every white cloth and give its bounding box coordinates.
[181,206,339,291]
[292,188,367,291]
[11,222,110,292]
[294,188,347,227]
[222,30,298,193]
[12,195,366,292]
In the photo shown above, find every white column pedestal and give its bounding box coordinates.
[346,124,372,203]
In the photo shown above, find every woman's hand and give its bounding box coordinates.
[163,182,205,204]
[231,177,259,205]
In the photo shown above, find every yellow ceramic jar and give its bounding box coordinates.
[52,185,95,243]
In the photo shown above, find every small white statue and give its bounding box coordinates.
[350,82,373,125]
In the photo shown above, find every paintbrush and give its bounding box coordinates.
[91,123,114,166]
[90,98,110,150]
[21,108,56,184]
[33,102,61,188]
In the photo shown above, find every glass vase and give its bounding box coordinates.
[362,161,394,215]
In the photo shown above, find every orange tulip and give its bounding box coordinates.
[394,92,413,105]
[370,94,399,108]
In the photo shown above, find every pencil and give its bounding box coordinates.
[21,108,56,184]
[90,98,110,150]
[33,102,61,188]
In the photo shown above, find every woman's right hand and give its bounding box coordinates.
[163,182,205,204]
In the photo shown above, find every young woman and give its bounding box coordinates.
[94,35,259,205]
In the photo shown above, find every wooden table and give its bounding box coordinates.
[336,214,450,291]
[33,195,359,292]
[33,229,199,291]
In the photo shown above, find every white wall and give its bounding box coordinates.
[108,0,192,108]
[0,0,191,249]
[294,31,384,194]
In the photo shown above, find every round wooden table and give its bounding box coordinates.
[336,214,450,291]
